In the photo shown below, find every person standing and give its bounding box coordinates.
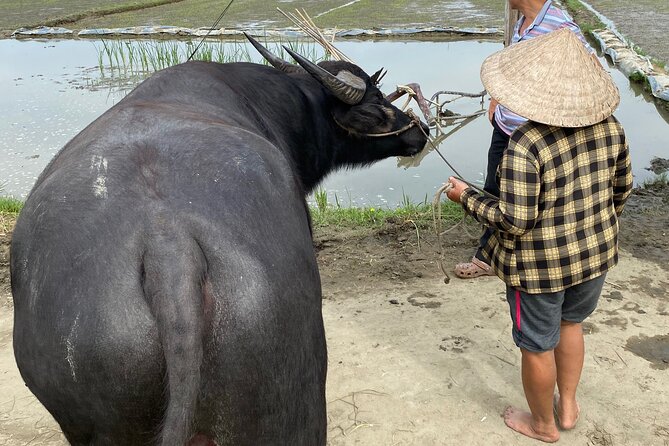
[455,0,598,279]
[447,29,632,442]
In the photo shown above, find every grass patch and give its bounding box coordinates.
[629,71,646,83]
[0,197,22,235]
[642,173,669,191]
[309,190,465,230]
[0,197,23,214]
[0,183,23,215]
[0,190,467,233]
[562,0,605,36]
[628,71,652,92]
[563,0,588,13]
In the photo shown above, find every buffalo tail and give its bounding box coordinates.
[143,229,207,445]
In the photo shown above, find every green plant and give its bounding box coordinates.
[642,172,669,191]
[314,188,328,214]
[629,71,646,83]
[94,38,327,84]
[0,197,23,214]
[309,189,466,230]
[562,0,605,36]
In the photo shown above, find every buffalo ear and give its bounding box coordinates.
[332,106,361,133]
[370,68,386,85]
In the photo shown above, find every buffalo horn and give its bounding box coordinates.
[283,46,367,105]
[244,33,304,74]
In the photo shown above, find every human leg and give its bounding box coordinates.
[504,348,560,443]
[554,274,606,429]
[554,320,583,429]
[504,287,564,442]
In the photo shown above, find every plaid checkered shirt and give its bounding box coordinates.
[461,116,633,294]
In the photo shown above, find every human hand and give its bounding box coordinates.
[446,177,469,204]
[488,97,498,123]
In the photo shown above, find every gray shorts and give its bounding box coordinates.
[505,274,606,352]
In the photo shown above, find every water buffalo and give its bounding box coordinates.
[10,35,428,445]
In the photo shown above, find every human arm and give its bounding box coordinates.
[488,97,499,123]
[453,139,541,236]
[613,142,633,216]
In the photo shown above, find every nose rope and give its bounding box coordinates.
[331,108,421,138]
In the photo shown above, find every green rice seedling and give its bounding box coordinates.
[114,46,122,73]
[97,50,105,76]
[169,42,179,66]
[118,42,127,74]
[197,45,213,62]
[94,38,327,88]
[140,44,149,72]
[102,40,114,72]
[124,41,135,72]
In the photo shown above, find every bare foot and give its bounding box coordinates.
[503,406,560,443]
[554,394,580,430]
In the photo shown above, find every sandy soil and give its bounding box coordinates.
[1,187,668,445]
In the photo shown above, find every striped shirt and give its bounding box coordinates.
[494,0,596,135]
[461,116,633,294]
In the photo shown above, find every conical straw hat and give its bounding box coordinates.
[480,28,620,127]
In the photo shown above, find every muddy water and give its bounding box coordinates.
[1,38,668,206]
[0,39,127,198]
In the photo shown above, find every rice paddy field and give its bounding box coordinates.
[581,0,669,65]
[1,0,505,36]
[3,0,666,68]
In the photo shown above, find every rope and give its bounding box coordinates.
[433,183,455,284]
[332,109,420,138]
[187,0,236,61]
[431,183,483,284]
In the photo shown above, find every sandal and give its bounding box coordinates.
[454,257,495,279]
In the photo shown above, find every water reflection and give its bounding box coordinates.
[1,38,667,205]
[397,88,487,170]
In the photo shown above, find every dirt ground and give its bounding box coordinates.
[1,185,668,445]
[581,0,669,66]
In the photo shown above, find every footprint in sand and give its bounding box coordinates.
[407,291,442,309]
[439,335,472,353]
